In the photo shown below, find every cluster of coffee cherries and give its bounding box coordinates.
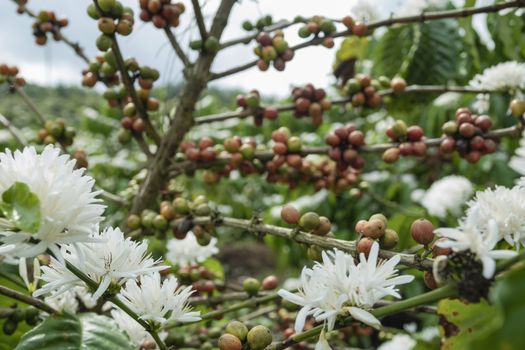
[344,74,391,108]
[297,16,337,48]
[325,123,366,171]
[292,84,332,126]
[355,213,399,255]
[0,64,25,87]
[218,321,273,350]
[341,15,368,37]
[87,0,135,39]
[253,31,294,72]
[270,127,303,168]
[408,219,453,290]
[127,195,215,243]
[81,52,123,87]
[139,0,185,28]
[280,205,332,236]
[180,137,218,163]
[189,36,221,53]
[36,119,76,147]
[221,136,259,174]
[176,264,222,296]
[1,306,40,336]
[32,10,68,46]
[242,15,274,31]
[382,120,426,163]
[236,90,279,126]
[440,107,497,163]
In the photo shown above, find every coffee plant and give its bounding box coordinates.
[0,0,525,349]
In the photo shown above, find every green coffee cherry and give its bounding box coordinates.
[247,325,272,350]
[243,277,261,296]
[225,321,248,341]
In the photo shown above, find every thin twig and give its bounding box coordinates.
[195,85,501,125]
[0,113,28,146]
[0,284,57,314]
[168,125,522,175]
[191,0,208,40]
[209,0,525,80]
[12,84,46,126]
[182,215,434,271]
[164,26,191,67]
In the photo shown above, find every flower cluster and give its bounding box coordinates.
[435,206,517,279]
[278,242,413,348]
[0,146,104,258]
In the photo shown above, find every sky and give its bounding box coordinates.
[0,0,487,97]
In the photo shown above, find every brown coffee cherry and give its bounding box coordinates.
[218,334,242,350]
[313,216,331,236]
[423,271,437,290]
[363,219,386,239]
[410,219,434,245]
[262,275,279,290]
[281,204,300,224]
[357,237,374,257]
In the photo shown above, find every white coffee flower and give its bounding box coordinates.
[469,61,525,92]
[278,243,413,348]
[510,131,525,176]
[34,227,164,300]
[378,334,416,350]
[415,176,473,219]
[435,207,517,279]
[0,146,104,258]
[166,232,218,267]
[118,272,200,326]
[464,185,525,248]
[19,257,40,293]
[44,286,97,314]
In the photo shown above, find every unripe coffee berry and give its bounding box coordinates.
[243,277,261,296]
[218,333,242,350]
[299,212,321,231]
[225,321,249,341]
[410,219,434,245]
[379,229,399,249]
[247,325,273,350]
[313,216,331,236]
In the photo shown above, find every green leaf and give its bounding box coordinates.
[15,313,135,350]
[0,182,41,233]
[437,298,502,350]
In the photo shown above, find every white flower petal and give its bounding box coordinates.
[348,307,381,329]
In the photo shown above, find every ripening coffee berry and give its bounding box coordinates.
[313,216,331,236]
[247,325,273,350]
[355,219,367,234]
[225,321,249,341]
[126,214,141,230]
[391,77,407,94]
[363,219,386,239]
[423,271,437,290]
[382,147,400,163]
[510,99,525,117]
[218,333,242,350]
[379,229,399,249]
[287,136,302,152]
[410,219,434,245]
[281,204,300,224]
[243,277,261,296]
[369,213,387,226]
[262,275,279,290]
[357,237,374,256]
[432,238,452,257]
[299,212,321,231]
[352,22,367,37]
